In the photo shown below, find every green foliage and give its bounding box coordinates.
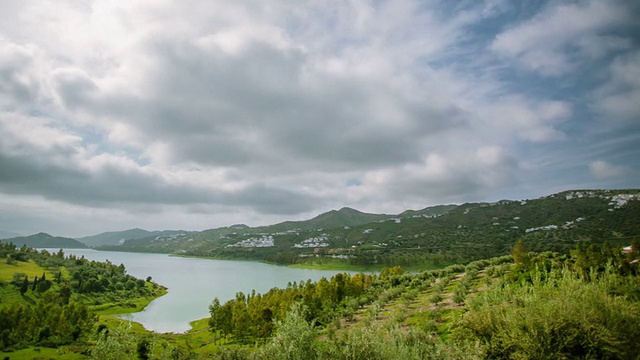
[257,303,317,360]
[0,291,95,350]
[91,322,135,360]
[203,246,639,359]
[512,239,530,270]
[0,243,166,352]
[209,272,376,343]
[105,189,640,271]
[454,266,640,359]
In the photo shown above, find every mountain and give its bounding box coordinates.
[262,207,393,232]
[97,208,397,252]
[0,230,22,240]
[77,228,190,247]
[104,189,640,267]
[398,204,458,218]
[1,233,87,249]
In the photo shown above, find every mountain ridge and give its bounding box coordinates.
[1,232,87,249]
[100,188,640,266]
[76,229,190,247]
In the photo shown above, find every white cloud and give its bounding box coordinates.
[491,0,631,76]
[469,96,571,143]
[594,51,640,121]
[589,160,631,180]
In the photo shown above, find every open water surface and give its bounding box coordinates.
[59,249,343,333]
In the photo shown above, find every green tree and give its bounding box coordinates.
[453,285,466,305]
[512,240,530,269]
[59,284,72,305]
[259,303,317,360]
[20,276,29,296]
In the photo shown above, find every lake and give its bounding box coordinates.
[60,249,344,333]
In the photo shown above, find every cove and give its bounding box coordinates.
[62,249,343,333]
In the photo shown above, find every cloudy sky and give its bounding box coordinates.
[0,0,639,238]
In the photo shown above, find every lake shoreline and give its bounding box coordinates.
[60,249,346,333]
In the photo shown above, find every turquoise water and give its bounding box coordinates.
[61,249,342,333]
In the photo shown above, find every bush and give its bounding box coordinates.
[258,303,317,360]
[454,267,640,359]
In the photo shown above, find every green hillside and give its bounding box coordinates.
[1,233,87,249]
[0,243,166,354]
[76,228,190,247]
[262,207,393,232]
[101,189,640,269]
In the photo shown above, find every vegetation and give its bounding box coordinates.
[1,189,639,359]
[34,238,635,359]
[208,272,377,342]
[0,243,165,353]
[0,232,87,249]
[97,189,640,271]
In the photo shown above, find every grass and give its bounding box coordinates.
[287,260,379,271]
[287,258,455,272]
[0,346,88,360]
[89,283,168,315]
[0,259,54,282]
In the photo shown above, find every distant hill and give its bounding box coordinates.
[262,207,393,232]
[398,204,458,218]
[0,230,22,240]
[1,233,87,249]
[76,228,189,247]
[104,189,640,267]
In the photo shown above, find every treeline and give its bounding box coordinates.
[3,244,161,299]
[209,272,377,342]
[0,291,94,349]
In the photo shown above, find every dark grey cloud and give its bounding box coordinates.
[53,36,468,174]
[0,116,318,216]
[0,43,43,109]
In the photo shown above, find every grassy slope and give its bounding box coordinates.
[0,257,168,359]
[0,259,56,282]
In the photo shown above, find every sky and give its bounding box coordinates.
[0,0,639,238]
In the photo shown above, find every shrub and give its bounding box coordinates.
[454,267,640,359]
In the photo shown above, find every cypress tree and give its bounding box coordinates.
[20,276,29,296]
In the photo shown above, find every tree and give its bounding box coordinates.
[513,240,530,269]
[59,284,72,305]
[430,289,443,306]
[37,279,52,293]
[453,285,466,305]
[260,303,317,360]
[20,276,29,296]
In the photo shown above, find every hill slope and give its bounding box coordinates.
[263,207,393,232]
[103,189,640,267]
[77,228,190,247]
[1,233,87,249]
